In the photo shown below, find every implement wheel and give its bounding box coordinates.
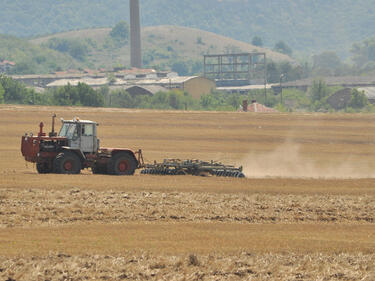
[53,151,81,174]
[107,153,137,175]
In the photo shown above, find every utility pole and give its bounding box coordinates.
[279,74,285,104]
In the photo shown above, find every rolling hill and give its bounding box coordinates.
[1,0,375,57]
[29,25,292,72]
[0,34,79,74]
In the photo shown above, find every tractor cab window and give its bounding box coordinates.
[81,124,94,136]
[59,123,78,139]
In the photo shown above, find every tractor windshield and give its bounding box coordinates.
[58,123,78,139]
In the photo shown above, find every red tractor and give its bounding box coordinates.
[21,115,144,175]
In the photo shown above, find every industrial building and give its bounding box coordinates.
[18,73,216,99]
[132,76,215,99]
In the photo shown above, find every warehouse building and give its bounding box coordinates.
[13,70,216,99]
[123,85,168,96]
[135,76,216,99]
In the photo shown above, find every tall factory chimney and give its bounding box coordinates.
[130,0,142,68]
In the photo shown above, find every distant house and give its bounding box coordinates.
[0,60,15,73]
[241,100,278,113]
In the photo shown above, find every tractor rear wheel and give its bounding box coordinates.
[36,162,52,174]
[107,153,137,175]
[53,151,81,174]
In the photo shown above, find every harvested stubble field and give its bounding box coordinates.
[1,105,375,280]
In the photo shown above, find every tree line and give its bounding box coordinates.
[0,75,371,113]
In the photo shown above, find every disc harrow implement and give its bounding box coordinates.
[140,159,245,178]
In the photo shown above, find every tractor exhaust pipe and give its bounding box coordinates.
[49,113,57,137]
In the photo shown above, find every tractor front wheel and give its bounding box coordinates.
[107,153,137,175]
[54,151,81,174]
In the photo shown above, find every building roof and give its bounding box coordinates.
[282,76,375,88]
[326,88,352,110]
[0,60,15,66]
[359,87,375,99]
[13,73,106,80]
[131,76,200,85]
[124,85,168,95]
[46,77,108,87]
[117,68,156,74]
[217,84,276,92]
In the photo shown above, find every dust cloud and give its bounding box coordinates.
[240,142,373,179]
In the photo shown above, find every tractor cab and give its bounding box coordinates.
[59,118,99,154]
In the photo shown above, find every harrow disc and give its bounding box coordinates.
[140,159,245,178]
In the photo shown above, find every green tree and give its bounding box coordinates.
[0,83,4,104]
[46,38,88,61]
[309,79,329,102]
[191,60,203,75]
[273,41,292,56]
[312,51,342,76]
[76,82,104,107]
[351,37,375,72]
[51,83,104,107]
[266,61,280,83]
[169,92,178,109]
[196,37,204,45]
[172,61,189,76]
[109,90,134,108]
[12,61,36,74]
[0,75,30,103]
[110,21,129,41]
[68,41,88,61]
[252,36,263,47]
[348,89,368,109]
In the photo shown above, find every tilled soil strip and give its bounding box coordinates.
[1,252,374,281]
[0,188,374,227]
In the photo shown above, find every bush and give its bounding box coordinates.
[348,89,368,109]
[171,61,189,76]
[0,83,4,104]
[46,38,88,61]
[281,88,310,110]
[273,41,293,56]
[309,79,329,102]
[110,21,129,41]
[252,36,263,47]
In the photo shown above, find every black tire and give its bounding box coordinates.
[238,172,245,178]
[36,162,52,174]
[107,153,137,175]
[92,164,107,174]
[53,151,81,174]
